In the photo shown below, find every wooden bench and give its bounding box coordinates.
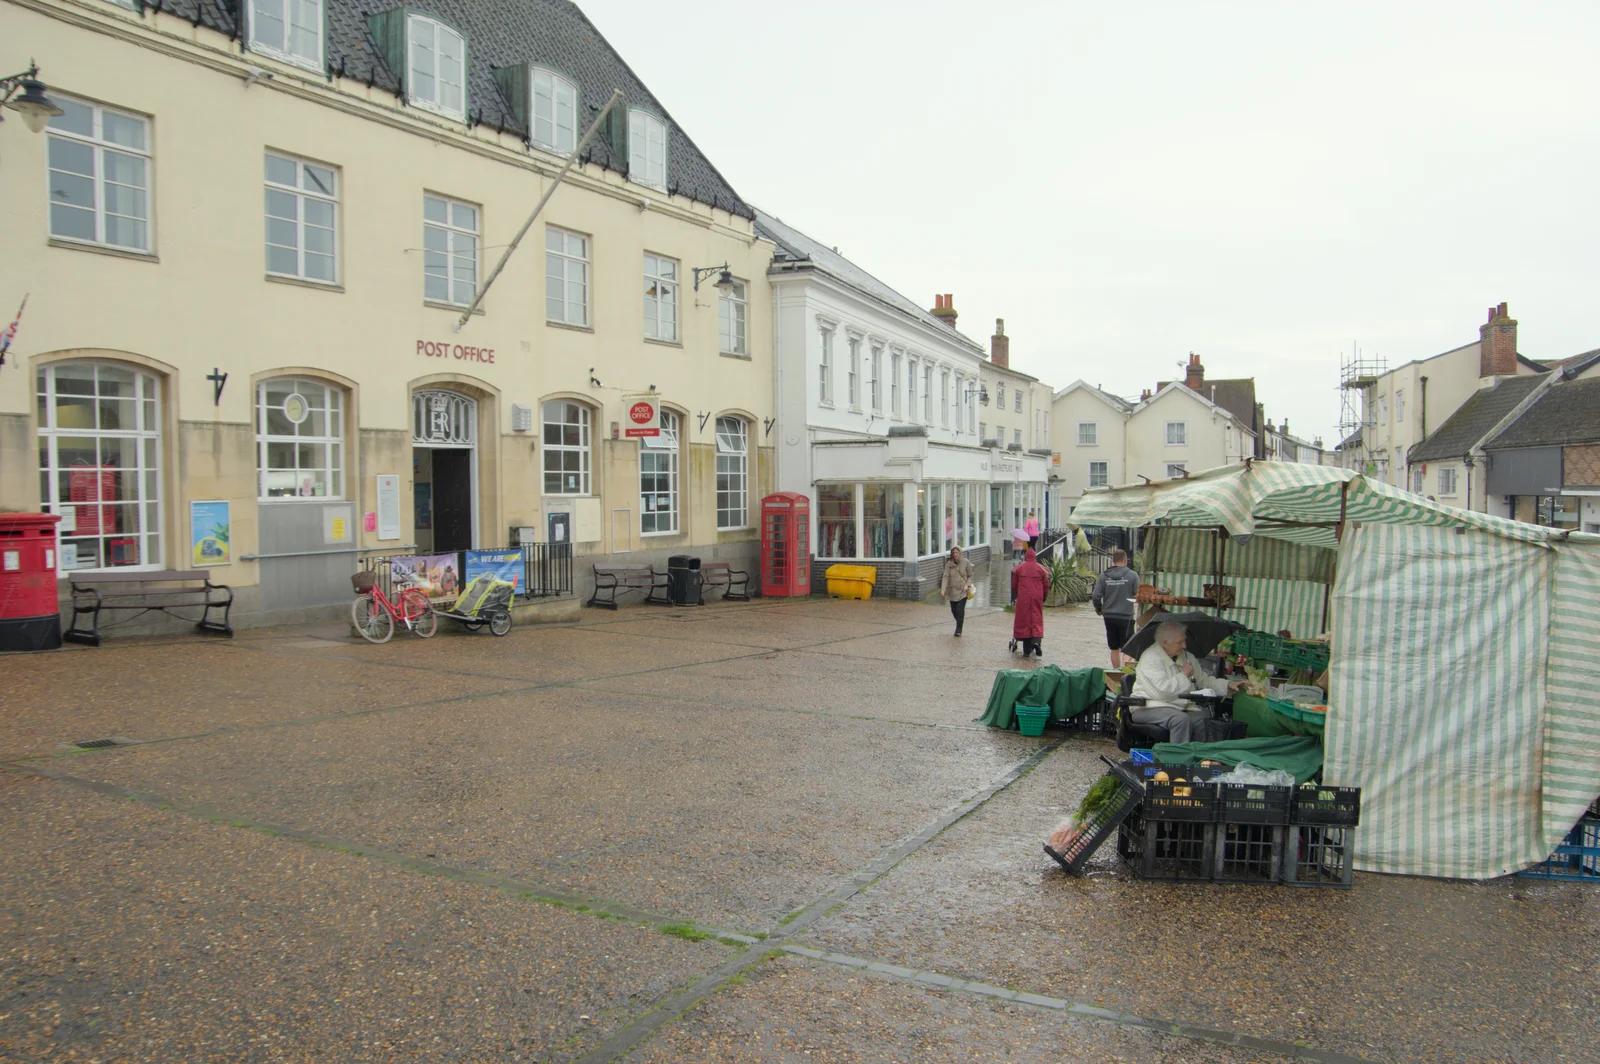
[588,564,669,610]
[65,570,234,647]
[698,561,750,601]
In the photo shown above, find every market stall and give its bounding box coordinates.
[1068,460,1600,881]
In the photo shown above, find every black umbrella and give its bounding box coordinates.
[1120,611,1244,663]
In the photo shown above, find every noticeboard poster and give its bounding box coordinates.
[190,500,231,567]
[464,548,523,590]
[390,553,462,599]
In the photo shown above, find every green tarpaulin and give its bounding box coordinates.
[1232,693,1324,739]
[1151,735,1325,784]
[977,666,1105,731]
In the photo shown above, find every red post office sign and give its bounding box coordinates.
[624,395,660,438]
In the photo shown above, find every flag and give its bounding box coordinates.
[0,294,27,367]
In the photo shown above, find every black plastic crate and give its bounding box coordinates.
[1282,824,1357,887]
[1043,772,1141,875]
[1196,718,1248,743]
[1218,783,1293,826]
[1118,808,1215,881]
[1291,786,1362,827]
[1145,781,1221,822]
[1214,823,1284,883]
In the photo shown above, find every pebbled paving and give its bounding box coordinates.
[2,593,1594,1063]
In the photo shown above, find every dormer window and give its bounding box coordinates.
[532,69,578,154]
[408,15,466,120]
[248,0,325,73]
[628,109,667,191]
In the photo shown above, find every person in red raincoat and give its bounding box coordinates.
[1011,547,1049,657]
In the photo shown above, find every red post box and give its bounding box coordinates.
[760,492,811,598]
[0,513,63,651]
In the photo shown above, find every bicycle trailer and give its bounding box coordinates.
[434,574,515,636]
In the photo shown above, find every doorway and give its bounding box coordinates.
[412,390,478,553]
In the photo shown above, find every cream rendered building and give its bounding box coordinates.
[0,0,772,621]
[974,320,1055,533]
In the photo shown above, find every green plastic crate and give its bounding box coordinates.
[1232,631,1330,674]
[1015,704,1051,737]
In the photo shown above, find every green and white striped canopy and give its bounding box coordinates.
[1073,461,1600,880]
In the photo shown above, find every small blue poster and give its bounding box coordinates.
[464,548,524,590]
[190,500,231,567]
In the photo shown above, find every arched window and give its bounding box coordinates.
[628,109,667,191]
[640,410,680,535]
[531,69,578,154]
[543,400,591,495]
[36,361,162,570]
[715,416,748,530]
[258,378,344,498]
[408,15,466,120]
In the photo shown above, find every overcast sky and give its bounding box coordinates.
[584,0,1599,445]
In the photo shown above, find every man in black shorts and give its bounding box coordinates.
[1091,549,1140,669]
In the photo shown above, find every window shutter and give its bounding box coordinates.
[492,64,530,129]
[366,9,407,86]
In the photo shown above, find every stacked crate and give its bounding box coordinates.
[1284,786,1361,887]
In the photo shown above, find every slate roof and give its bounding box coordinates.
[1408,374,1544,462]
[1483,377,1600,449]
[144,1,748,217]
[753,209,985,354]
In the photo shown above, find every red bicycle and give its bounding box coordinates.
[351,570,436,643]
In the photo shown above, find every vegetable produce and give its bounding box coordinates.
[1051,774,1123,851]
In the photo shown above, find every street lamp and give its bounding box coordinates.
[692,264,736,292]
[2,62,64,137]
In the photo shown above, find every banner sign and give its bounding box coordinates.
[390,553,463,599]
[190,500,231,566]
[464,548,524,590]
[624,394,660,438]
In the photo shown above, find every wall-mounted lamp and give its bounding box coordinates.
[1,61,64,142]
[692,264,736,292]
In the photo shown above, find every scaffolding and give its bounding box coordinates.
[1338,348,1386,471]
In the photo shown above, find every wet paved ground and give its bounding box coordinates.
[2,594,1596,1062]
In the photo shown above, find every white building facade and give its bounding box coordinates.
[758,212,1049,597]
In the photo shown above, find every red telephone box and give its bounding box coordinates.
[761,492,811,598]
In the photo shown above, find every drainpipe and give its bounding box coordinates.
[1464,455,1474,511]
[1419,376,1429,438]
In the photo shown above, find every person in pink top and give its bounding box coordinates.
[1024,510,1040,544]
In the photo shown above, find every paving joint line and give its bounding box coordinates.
[0,761,764,946]
[567,738,1066,1064]
[774,946,1379,1064]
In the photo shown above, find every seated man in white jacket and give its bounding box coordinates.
[1130,621,1245,743]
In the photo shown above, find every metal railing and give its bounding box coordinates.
[356,543,575,601]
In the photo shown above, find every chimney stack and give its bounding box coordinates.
[931,293,958,329]
[1479,301,1518,377]
[990,318,1009,367]
[1185,351,1205,391]
[1140,388,1152,402]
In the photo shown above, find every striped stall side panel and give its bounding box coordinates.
[1541,543,1600,848]
[1151,528,1336,584]
[1324,522,1550,880]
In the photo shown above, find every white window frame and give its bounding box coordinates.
[257,377,344,499]
[847,335,861,410]
[46,96,152,254]
[1166,462,1187,478]
[640,410,680,535]
[1411,467,1425,494]
[264,150,338,284]
[719,279,747,356]
[954,373,965,431]
[980,421,987,440]
[643,252,679,342]
[968,383,977,434]
[1438,466,1458,497]
[546,226,589,326]
[407,14,466,121]
[1078,421,1097,446]
[890,350,903,417]
[1165,420,1187,446]
[819,324,835,405]
[422,193,478,307]
[542,400,592,495]
[716,416,749,530]
[36,361,164,572]
[247,0,325,74]
[995,383,1005,408]
[628,109,668,191]
[1013,429,1022,447]
[923,365,933,422]
[1089,461,1109,487]
[1015,390,1023,413]
[940,370,950,428]
[869,343,883,412]
[531,68,578,155]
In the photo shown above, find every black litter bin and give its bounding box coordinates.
[667,555,703,606]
